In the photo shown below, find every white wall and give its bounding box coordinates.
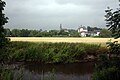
[81,32,86,37]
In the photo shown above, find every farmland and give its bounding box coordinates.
[9,37,120,44]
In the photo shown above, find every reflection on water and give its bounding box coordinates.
[21,62,94,80]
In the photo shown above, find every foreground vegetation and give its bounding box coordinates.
[0,42,107,63]
[92,3,120,80]
[0,41,106,80]
[92,41,120,80]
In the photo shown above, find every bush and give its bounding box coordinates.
[92,67,120,80]
[92,42,120,80]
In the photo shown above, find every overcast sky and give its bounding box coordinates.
[4,0,119,30]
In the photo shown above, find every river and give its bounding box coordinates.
[13,62,95,80]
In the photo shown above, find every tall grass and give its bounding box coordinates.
[1,42,107,63]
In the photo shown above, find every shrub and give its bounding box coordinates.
[92,67,120,80]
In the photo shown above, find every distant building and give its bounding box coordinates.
[59,24,69,32]
[88,30,100,37]
[60,24,62,30]
[78,25,100,37]
[78,26,88,37]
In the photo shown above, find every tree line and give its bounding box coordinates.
[4,28,112,37]
[4,28,80,37]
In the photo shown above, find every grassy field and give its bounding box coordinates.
[9,37,120,45]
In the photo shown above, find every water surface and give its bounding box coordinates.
[21,62,94,80]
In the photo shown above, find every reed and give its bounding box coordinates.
[0,42,108,63]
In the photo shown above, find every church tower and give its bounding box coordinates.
[60,24,62,30]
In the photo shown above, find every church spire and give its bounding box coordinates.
[60,24,62,30]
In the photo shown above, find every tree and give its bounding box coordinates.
[58,30,69,36]
[11,29,21,37]
[99,29,112,38]
[87,26,102,32]
[105,5,120,38]
[29,30,39,37]
[0,0,9,64]
[0,0,9,48]
[5,28,11,37]
[49,30,59,37]
[68,29,80,37]
[105,0,120,57]
[87,26,93,31]
[20,29,30,37]
[92,1,120,80]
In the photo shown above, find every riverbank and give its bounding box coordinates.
[0,42,108,64]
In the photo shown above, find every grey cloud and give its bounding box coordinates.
[4,0,119,30]
[55,0,118,6]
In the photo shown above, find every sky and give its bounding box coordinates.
[4,0,119,30]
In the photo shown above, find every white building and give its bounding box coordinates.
[78,26,88,37]
[90,30,100,36]
[95,32,100,36]
[78,26,101,37]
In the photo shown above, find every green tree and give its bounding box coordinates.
[87,26,93,31]
[0,0,9,48]
[68,29,80,37]
[49,30,59,37]
[0,0,9,64]
[105,6,120,38]
[93,1,120,80]
[87,26,102,32]
[58,30,69,36]
[11,29,21,37]
[99,29,112,38]
[5,28,11,37]
[20,29,30,37]
[29,30,39,37]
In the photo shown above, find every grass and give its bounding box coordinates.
[0,42,107,63]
